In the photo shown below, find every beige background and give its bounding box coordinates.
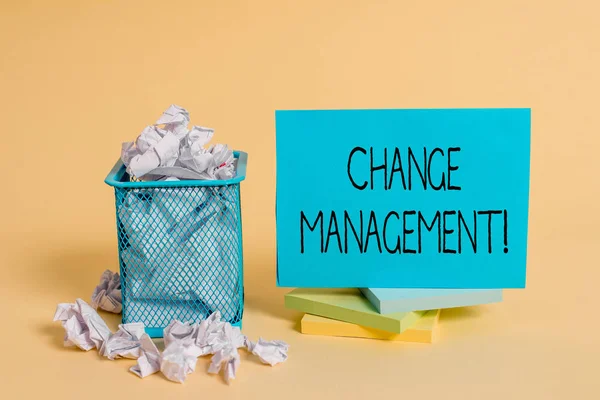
[1,1,599,398]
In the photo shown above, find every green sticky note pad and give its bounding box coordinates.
[285,288,426,333]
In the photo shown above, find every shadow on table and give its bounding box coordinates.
[439,306,486,322]
[242,254,299,323]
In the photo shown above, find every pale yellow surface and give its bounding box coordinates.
[301,310,440,343]
[1,1,599,399]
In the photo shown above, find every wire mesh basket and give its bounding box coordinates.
[105,151,248,337]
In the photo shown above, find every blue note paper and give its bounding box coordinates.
[275,109,530,288]
[360,288,503,314]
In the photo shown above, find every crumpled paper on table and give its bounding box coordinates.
[160,341,200,383]
[163,311,228,355]
[54,301,288,384]
[53,299,112,351]
[130,333,162,378]
[206,323,246,383]
[121,105,235,181]
[160,311,288,384]
[246,338,290,366]
[54,299,161,378]
[94,321,161,377]
[100,322,145,360]
[160,311,236,383]
[208,343,240,384]
[91,270,122,314]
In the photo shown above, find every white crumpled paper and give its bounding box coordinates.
[160,311,232,383]
[54,302,289,384]
[53,299,112,351]
[247,338,290,366]
[130,333,162,378]
[163,311,227,355]
[98,322,161,378]
[121,105,235,181]
[206,323,246,383]
[91,270,122,314]
[208,344,240,383]
[100,322,145,360]
[53,300,161,378]
[160,341,200,383]
[160,311,288,384]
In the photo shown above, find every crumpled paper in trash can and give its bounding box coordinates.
[121,105,235,181]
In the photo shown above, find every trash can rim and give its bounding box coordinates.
[105,150,248,188]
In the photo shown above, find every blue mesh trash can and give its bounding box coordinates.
[104,151,248,337]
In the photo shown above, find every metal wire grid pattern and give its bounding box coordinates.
[113,183,244,334]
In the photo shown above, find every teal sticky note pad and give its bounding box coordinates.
[275,109,530,288]
[360,288,503,314]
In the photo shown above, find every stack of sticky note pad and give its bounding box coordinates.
[285,288,502,343]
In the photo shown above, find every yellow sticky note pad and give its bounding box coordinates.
[301,309,441,343]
